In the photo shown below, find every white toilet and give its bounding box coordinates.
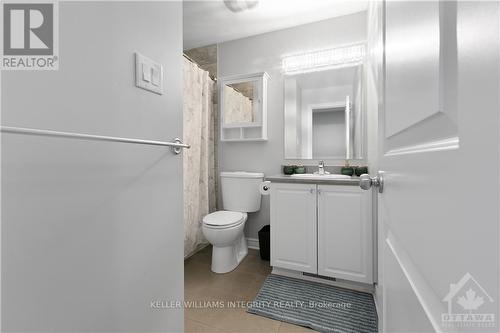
[202,171,264,273]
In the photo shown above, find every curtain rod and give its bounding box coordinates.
[183,53,197,64]
[182,53,217,82]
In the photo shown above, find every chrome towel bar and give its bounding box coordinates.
[0,126,190,155]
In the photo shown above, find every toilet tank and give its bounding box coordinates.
[220,171,264,213]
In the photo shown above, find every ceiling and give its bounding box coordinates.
[183,0,368,50]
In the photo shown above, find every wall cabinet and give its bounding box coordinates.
[270,182,373,284]
[219,72,269,142]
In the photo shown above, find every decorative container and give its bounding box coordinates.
[283,165,295,175]
[355,166,368,177]
[341,167,354,176]
[294,165,306,174]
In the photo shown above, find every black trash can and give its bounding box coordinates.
[258,225,270,260]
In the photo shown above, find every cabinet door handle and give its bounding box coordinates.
[317,189,322,195]
[310,188,315,194]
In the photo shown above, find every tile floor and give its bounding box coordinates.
[184,245,316,333]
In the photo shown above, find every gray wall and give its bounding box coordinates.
[218,12,367,240]
[1,2,183,332]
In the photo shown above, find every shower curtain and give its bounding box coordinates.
[183,58,217,258]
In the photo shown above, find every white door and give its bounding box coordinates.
[317,185,372,283]
[270,183,317,273]
[375,1,500,332]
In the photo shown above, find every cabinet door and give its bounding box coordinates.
[270,183,317,274]
[317,185,372,283]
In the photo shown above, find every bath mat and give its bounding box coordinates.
[247,274,377,333]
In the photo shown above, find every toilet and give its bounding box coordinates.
[202,171,264,273]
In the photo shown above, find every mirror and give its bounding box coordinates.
[223,81,257,125]
[284,65,364,160]
[220,72,269,141]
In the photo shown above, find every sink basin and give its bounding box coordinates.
[290,173,352,180]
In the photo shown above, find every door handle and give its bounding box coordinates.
[359,171,384,193]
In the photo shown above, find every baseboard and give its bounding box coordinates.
[246,237,259,250]
[184,243,210,260]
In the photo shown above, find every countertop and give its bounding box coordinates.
[265,174,360,186]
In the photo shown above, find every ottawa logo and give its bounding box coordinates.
[442,273,495,329]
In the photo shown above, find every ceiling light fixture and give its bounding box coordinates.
[223,0,259,13]
[282,43,366,75]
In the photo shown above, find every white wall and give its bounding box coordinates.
[1,2,184,332]
[218,12,367,239]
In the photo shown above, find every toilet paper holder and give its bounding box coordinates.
[260,181,271,195]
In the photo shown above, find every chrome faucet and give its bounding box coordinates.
[318,160,325,175]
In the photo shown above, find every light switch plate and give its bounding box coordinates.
[135,52,163,95]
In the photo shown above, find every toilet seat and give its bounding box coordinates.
[202,211,247,229]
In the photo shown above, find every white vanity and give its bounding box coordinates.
[267,175,374,288]
[269,44,374,289]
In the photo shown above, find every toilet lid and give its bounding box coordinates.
[203,211,246,227]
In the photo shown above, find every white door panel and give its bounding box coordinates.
[385,1,440,138]
[377,1,500,332]
[270,183,317,273]
[384,236,436,333]
[317,185,372,283]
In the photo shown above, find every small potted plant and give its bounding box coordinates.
[294,165,306,174]
[341,160,354,176]
[283,165,296,175]
[355,166,368,177]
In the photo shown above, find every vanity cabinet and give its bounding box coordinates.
[270,183,317,273]
[270,182,373,284]
[317,185,372,283]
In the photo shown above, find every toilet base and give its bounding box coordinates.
[211,235,248,273]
